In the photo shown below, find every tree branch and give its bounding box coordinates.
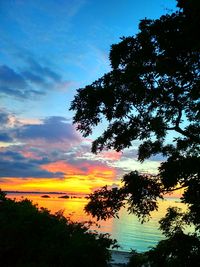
[175,126,200,144]
[163,185,187,193]
[165,107,200,143]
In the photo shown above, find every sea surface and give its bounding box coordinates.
[7,192,187,252]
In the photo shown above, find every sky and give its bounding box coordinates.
[0,0,177,194]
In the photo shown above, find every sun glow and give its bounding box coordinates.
[1,159,118,194]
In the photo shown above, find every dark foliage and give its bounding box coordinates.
[85,185,126,221]
[70,0,200,265]
[0,190,116,267]
[71,0,199,223]
[128,232,200,267]
[85,171,163,222]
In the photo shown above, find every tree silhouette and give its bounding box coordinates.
[71,0,200,264]
[0,191,116,267]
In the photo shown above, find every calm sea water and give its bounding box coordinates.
[7,193,187,252]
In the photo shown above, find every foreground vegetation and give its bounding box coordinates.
[0,190,116,267]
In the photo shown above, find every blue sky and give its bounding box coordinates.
[0,0,177,193]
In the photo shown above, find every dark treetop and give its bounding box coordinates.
[70,0,200,222]
[71,1,200,265]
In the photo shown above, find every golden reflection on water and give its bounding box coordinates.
[7,193,90,221]
[7,193,188,252]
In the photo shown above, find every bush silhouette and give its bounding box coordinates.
[0,190,116,267]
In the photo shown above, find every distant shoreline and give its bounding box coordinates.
[5,191,180,201]
[5,190,87,196]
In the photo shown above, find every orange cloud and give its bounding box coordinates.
[41,161,85,176]
[82,162,116,180]
[41,160,116,181]
[0,160,117,194]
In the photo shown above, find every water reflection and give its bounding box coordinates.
[7,193,187,252]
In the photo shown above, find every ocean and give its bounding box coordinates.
[6,192,187,252]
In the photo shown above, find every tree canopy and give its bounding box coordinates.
[70,0,200,264]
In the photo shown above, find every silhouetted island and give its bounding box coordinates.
[41,195,51,198]
[58,195,70,199]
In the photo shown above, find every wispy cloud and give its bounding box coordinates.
[0,65,42,99]
[0,56,73,100]
[24,57,61,82]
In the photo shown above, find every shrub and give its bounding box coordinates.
[0,190,116,267]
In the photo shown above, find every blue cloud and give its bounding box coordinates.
[0,109,13,142]
[0,58,64,99]
[0,65,27,88]
[0,150,64,178]
[0,133,13,142]
[0,113,82,179]
[26,57,61,82]
[0,112,81,145]
[21,71,46,85]
[0,65,44,99]
[0,109,10,125]
[15,116,80,142]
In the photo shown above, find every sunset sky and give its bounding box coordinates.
[0,0,177,194]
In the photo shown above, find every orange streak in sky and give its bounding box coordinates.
[41,160,116,181]
[1,161,117,194]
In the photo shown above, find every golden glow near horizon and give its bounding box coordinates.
[0,142,182,197]
[1,176,115,194]
[1,159,119,194]
[0,112,166,195]
[1,155,183,197]
[1,174,184,198]
[0,126,176,196]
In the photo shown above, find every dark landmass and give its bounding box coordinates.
[5,190,67,195]
[5,190,87,197]
[41,195,51,198]
[58,195,70,199]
